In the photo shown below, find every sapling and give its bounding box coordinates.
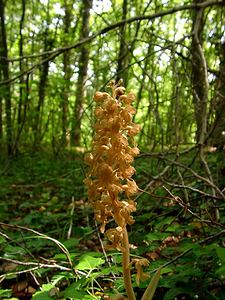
[84,80,160,300]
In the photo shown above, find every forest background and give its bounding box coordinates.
[0,0,225,299]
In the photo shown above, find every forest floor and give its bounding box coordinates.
[0,150,224,300]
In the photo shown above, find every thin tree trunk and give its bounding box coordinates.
[191,0,219,220]
[33,60,49,149]
[0,0,12,155]
[18,0,25,127]
[208,42,225,148]
[61,0,72,147]
[33,1,53,149]
[71,0,92,147]
[15,0,26,153]
[191,0,208,145]
[0,70,2,141]
[116,0,129,86]
[208,42,225,190]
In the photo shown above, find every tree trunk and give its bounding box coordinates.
[0,0,13,155]
[15,0,26,153]
[33,60,49,149]
[209,42,225,189]
[191,0,208,145]
[209,43,225,148]
[61,0,72,147]
[0,70,3,142]
[33,1,53,149]
[191,0,219,220]
[71,0,92,147]
[18,0,25,127]
[116,0,129,86]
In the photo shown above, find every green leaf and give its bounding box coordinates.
[0,236,6,244]
[0,289,12,298]
[145,232,168,241]
[62,282,87,298]
[4,245,26,258]
[101,266,122,275]
[193,244,217,258]
[216,247,225,262]
[216,264,225,275]
[141,267,161,300]
[75,254,104,270]
[62,238,80,250]
[163,287,189,300]
[32,291,52,300]
[54,252,80,261]
[160,267,173,275]
[41,284,55,292]
[32,284,57,299]
[51,274,66,286]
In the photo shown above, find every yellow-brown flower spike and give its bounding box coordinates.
[84,80,140,250]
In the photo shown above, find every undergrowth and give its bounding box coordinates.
[0,150,225,299]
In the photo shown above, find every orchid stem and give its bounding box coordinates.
[122,227,136,300]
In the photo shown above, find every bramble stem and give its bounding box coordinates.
[122,227,136,300]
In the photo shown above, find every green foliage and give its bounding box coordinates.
[61,281,100,299]
[75,254,105,271]
[216,247,225,262]
[32,284,56,300]
[0,289,12,298]
[0,151,225,299]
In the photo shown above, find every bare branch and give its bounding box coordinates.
[0,257,71,271]
[0,222,73,268]
[163,186,225,228]
[139,153,225,201]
